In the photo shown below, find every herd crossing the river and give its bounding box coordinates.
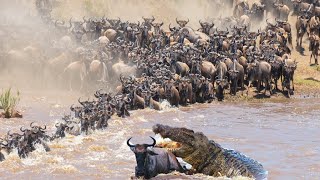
[1,0,319,179]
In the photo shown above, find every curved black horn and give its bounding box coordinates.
[127,137,135,148]
[147,136,156,147]
[83,16,87,22]
[169,23,174,31]
[70,104,75,111]
[30,122,36,128]
[7,130,12,136]
[20,127,26,132]
[78,97,85,105]
[40,125,46,130]
[69,17,73,29]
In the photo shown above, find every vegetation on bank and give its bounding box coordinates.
[0,88,22,118]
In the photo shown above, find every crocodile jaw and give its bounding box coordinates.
[154,134,193,171]
[154,133,182,152]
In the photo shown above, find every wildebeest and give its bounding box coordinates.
[291,0,313,15]
[247,60,272,96]
[127,137,183,179]
[296,15,310,48]
[215,61,228,101]
[282,58,297,97]
[309,32,319,65]
[273,3,290,21]
[228,60,245,95]
[164,81,180,106]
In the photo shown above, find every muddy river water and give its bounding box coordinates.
[0,91,319,180]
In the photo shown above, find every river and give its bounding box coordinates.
[0,91,319,180]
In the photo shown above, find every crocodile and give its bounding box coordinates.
[152,124,268,180]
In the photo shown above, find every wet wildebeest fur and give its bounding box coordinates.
[127,137,183,179]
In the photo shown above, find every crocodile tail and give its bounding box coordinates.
[223,149,268,180]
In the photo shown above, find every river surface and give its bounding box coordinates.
[0,91,319,180]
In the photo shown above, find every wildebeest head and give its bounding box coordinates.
[52,122,68,140]
[199,20,214,35]
[127,137,157,178]
[0,138,9,155]
[107,17,121,28]
[142,16,155,30]
[176,18,189,28]
[151,22,164,36]
[215,77,228,101]
[297,16,309,33]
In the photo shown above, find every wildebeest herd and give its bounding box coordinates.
[0,0,320,178]
[31,0,320,102]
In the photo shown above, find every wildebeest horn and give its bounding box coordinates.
[30,122,36,128]
[94,89,102,98]
[40,125,46,130]
[176,17,179,23]
[70,104,75,111]
[152,16,155,21]
[20,127,26,132]
[146,136,156,147]
[83,16,88,22]
[1,141,8,146]
[187,18,189,23]
[78,97,85,105]
[127,137,135,148]
[55,123,60,128]
[199,20,203,26]
[169,23,174,31]
[69,17,72,29]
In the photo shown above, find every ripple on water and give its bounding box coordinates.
[49,164,78,174]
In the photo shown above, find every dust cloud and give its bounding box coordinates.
[0,0,263,93]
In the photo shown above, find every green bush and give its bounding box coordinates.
[0,88,20,118]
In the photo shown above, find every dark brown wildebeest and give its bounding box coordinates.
[127,137,183,179]
[176,18,189,28]
[282,58,297,97]
[273,3,290,21]
[215,61,228,101]
[308,33,319,65]
[165,81,180,107]
[296,15,309,47]
[247,60,272,96]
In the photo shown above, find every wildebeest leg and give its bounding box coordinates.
[292,76,295,91]
[40,140,50,152]
[96,119,102,130]
[246,82,251,95]
[257,80,261,93]
[0,152,4,161]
